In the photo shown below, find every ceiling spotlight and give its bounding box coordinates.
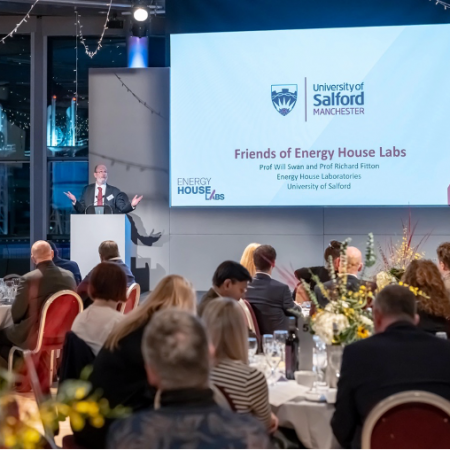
[133,7,148,22]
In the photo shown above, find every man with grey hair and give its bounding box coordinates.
[107,308,269,449]
[331,285,450,449]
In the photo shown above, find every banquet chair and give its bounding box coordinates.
[361,391,450,449]
[117,282,140,314]
[241,299,261,343]
[8,290,83,391]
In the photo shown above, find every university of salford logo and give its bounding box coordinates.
[271,84,297,116]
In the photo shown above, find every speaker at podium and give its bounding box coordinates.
[70,214,131,278]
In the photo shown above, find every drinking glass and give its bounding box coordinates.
[4,281,14,304]
[328,345,343,381]
[262,334,274,356]
[248,337,257,363]
[312,335,328,389]
[302,301,311,316]
[274,330,288,373]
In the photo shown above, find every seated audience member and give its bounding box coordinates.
[108,309,269,449]
[437,242,450,296]
[71,262,125,355]
[294,240,341,302]
[77,240,135,307]
[198,260,252,317]
[240,243,261,278]
[402,259,450,334]
[331,285,450,449]
[47,240,82,285]
[72,275,196,449]
[0,241,76,367]
[314,246,363,308]
[203,298,278,433]
[245,245,300,334]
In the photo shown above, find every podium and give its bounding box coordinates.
[70,214,131,278]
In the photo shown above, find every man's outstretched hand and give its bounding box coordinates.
[64,191,76,203]
[131,195,143,208]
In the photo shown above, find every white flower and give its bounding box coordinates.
[313,311,349,345]
[359,315,373,328]
[376,271,396,290]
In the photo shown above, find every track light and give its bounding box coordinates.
[133,6,148,22]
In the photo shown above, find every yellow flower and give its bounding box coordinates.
[4,434,16,448]
[90,415,105,428]
[357,325,370,339]
[23,428,41,445]
[70,412,85,432]
[74,387,87,400]
[74,401,90,414]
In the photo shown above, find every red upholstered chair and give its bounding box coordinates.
[8,290,83,391]
[117,283,141,314]
[241,299,261,343]
[361,391,450,449]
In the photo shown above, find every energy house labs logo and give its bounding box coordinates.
[271,85,297,116]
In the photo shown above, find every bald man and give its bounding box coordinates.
[313,246,364,308]
[0,241,76,367]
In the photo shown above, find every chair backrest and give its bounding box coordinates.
[118,283,141,314]
[34,290,83,353]
[241,299,261,342]
[362,391,450,449]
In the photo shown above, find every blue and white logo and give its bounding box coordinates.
[271,84,297,116]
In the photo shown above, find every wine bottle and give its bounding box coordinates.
[285,316,299,380]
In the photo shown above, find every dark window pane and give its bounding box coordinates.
[47,36,127,158]
[0,35,31,160]
[0,162,30,237]
[48,161,88,238]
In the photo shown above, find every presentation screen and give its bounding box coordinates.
[170,24,450,207]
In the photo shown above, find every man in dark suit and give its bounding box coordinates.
[198,261,252,317]
[77,240,135,308]
[314,246,363,308]
[331,285,450,449]
[245,245,301,334]
[0,241,76,366]
[47,240,82,285]
[63,164,143,214]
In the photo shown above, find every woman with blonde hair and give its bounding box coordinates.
[203,298,278,434]
[240,243,260,278]
[402,259,450,335]
[72,275,196,449]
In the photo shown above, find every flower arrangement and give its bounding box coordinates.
[0,367,129,449]
[302,234,376,345]
[377,215,428,289]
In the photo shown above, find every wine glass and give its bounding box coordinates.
[312,335,327,390]
[274,330,288,374]
[262,334,273,356]
[4,280,14,304]
[248,337,257,363]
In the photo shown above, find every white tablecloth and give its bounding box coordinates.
[270,381,339,449]
[0,304,13,329]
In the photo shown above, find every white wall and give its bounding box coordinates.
[90,68,450,291]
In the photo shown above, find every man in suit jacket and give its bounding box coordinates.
[314,246,363,308]
[331,285,450,449]
[77,240,135,308]
[47,240,82,285]
[0,241,76,366]
[64,164,143,214]
[198,261,252,317]
[245,245,301,335]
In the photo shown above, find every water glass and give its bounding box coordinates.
[274,330,288,372]
[262,334,274,356]
[312,336,327,389]
[328,345,343,381]
[4,281,14,304]
[302,301,311,316]
[248,337,257,363]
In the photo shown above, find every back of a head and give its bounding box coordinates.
[323,240,341,263]
[88,262,127,302]
[202,298,248,364]
[240,243,261,278]
[98,240,120,261]
[212,261,252,287]
[374,285,417,323]
[253,244,276,272]
[105,274,196,350]
[142,308,209,390]
[402,259,450,317]
[437,242,450,271]
[31,240,53,264]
